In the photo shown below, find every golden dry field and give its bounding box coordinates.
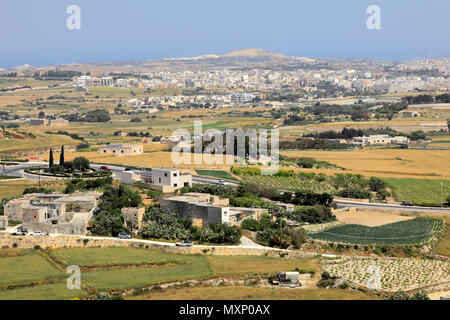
[296,119,448,134]
[281,149,450,179]
[127,286,379,300]
[88,151,237,170]
[0,131,79,154]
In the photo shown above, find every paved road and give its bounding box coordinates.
[335,199,450,213]
[5,162,447,214]
[1,162,130,181]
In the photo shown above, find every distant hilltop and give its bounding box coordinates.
[4,48,447,74]
[163,48,315,63]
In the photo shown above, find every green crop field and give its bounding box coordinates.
[50,247,190,267]
[0,250,65,287]
[0,283,88,300]
[82,255,212,291]
[309,217,441,245]
[195,170,239,181]
[244,175,335,193]
[383,177,450,206]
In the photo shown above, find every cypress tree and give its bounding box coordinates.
[60,145,65,165]
[49,148,54,168]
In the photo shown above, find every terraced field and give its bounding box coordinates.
[323,257,450,292]
[0,250,65,287]
[0,247,324,299]
[309,217,442,245]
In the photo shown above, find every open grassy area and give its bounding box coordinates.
[309,217,440,245]
[383,177,450,206]
[127,286,379,300]
[0,250,64,287]
[0,283,88,300]
[0,179,39,198]
[50,247,189,267]
[82,255,212,291]
[206,255,318,276]
[0,175,20,180]
[195,170,239,181]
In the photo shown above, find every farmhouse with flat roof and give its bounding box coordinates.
[141,168,192,193]
[161,193,267,227]
[99,143,143,156]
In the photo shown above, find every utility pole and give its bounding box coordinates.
[38,150,41,187]
[347,176,352,200]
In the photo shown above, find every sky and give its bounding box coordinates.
[0,0,449,68]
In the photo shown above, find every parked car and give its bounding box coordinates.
[12,230,27,236]
[176,240,193,247]
[117,232,131,239]
[401,200,414,206]
[100,166,111,171]
[124,167,133,171]
[29,231,46,236]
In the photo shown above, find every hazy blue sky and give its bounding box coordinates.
[1,0,449,68]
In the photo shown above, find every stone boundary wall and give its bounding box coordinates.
[413,280,450,295]
[0,233,280,256]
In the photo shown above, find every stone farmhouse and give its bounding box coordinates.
[98,143,143,156]
[4,192,101,235]
[351,135,409,146]
[161,193,267,227]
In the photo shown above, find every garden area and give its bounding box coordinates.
[309,217,442,245]
[24,147,110,179]
[195,170,239,182]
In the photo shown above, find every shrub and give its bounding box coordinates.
[287,206,336,224]
[241,218,260,231]
[289,228,307,249]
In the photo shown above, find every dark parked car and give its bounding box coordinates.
[124,167,133,171]
[117,232,131,239]
[176,240,193,247]
[401,200,414,206]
